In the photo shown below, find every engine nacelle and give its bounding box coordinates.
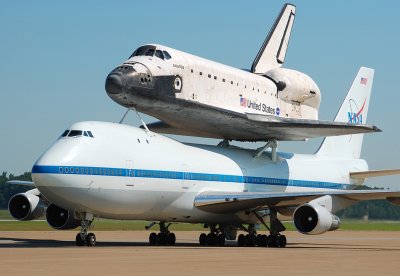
[8,189,45,221]
[293,203,340,235]
[46,204,80,230]
[264,68,321,118]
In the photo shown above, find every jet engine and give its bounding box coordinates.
[293,203,340,235]
[264,68,321,119]
[8,189,45,221]
[46,203,80,230]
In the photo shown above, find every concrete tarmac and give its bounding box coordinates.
[0,230,400,276]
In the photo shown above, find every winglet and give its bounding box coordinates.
[251,3,296,73]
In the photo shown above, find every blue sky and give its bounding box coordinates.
[1,1,399,188]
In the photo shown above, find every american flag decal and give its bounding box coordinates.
[360,77,368,85]
[240,97,247,107]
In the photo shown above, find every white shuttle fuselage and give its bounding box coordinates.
[113,44,320,118]
[103,4,342,142]
[106,44,321,140]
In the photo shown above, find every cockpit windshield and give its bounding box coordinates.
[129,46,171,60]
[60,130,94,139]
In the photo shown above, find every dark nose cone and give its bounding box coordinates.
[105,73,124,95]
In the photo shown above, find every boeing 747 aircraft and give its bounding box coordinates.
[7,67,400,247]
[104,3,378,143]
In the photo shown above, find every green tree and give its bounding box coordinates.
[0,171,32,209]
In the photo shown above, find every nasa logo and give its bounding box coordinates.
[347,99,366,124]
[276,107,280,116]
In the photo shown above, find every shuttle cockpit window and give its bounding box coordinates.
[155,50,164,60]
[144,48,155,56]
[129,45,156,58]
[129,46,172,60]
[163,51,171,60]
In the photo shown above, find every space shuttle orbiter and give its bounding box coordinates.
[105,3,379,142]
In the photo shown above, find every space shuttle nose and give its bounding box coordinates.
[105,73,124,95]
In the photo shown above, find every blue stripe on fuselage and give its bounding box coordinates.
[31,165,350,190]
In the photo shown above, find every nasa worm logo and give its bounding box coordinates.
[348,99,366,124]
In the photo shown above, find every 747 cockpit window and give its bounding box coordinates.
[68,130,82,137]
[60,129,94,139]
[61,130,69,137]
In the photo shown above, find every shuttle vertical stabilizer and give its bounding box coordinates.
[251,3,296,73]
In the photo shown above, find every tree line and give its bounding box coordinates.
[1,172,400,220]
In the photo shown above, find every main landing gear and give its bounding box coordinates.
[198,209,288,248]
[199,225,226,246]
[148,221,176,246]
[236,231,286,247]
[239,208,287,248]
[75,214,96,246]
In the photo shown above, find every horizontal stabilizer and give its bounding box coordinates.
[350,169,400,180]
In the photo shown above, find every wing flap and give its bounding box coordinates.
[350,169,400,179]
[194,190,400,214]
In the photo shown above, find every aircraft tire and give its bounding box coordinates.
[206,233,217,246]
[245,234,256,247]
[217,234,225,246]
[277,235,287,248]
[167,233,176,245]
[149,232,158,245]
[237,234,246,247]
[256,234,268,247]
[76,233,85,246]
[157,233,167,245]
[86,233,96,246]
[199,233,207,246]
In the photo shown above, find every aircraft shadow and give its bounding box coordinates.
[288,242,400,252]
[0,237,227,249]
[0,237,398,251]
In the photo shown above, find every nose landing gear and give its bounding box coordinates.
[75,213,96,247]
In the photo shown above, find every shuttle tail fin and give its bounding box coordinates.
[251,3,296,74]
[316,67,375,159]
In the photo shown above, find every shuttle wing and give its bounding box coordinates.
[194,190,400,214]
[142,103,379,141]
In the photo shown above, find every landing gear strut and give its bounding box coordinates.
[148,221,176,246]
[75,213,96,246]
[267,208,287,248]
